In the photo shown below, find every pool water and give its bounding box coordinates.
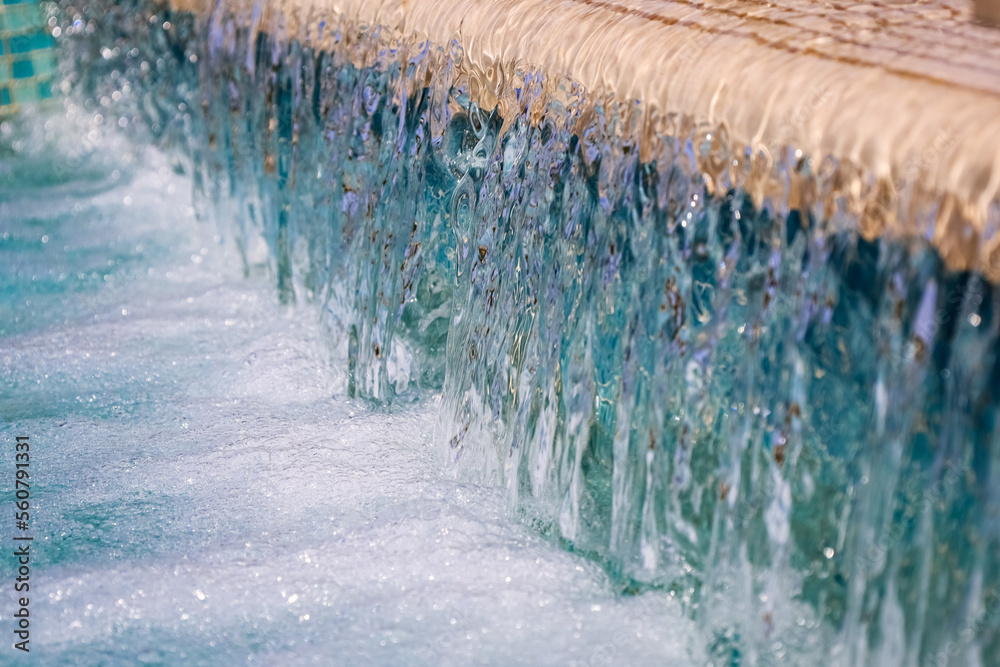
[0,117,700,664]
[3,0,1000,664]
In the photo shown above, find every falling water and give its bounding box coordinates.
[52,0,1000,664]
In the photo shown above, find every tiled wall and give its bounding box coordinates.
[0,0,56,113]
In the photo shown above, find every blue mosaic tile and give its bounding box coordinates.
[0,0,57,112]
[10,31,51,54]
[11,58,31,78]
[3,6,38,33]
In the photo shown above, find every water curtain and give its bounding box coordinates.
[61,0,1000,663]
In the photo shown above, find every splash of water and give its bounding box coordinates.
[56,1,1000,664]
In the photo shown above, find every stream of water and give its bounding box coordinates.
[0,120,700,664]
[2,0,998,664]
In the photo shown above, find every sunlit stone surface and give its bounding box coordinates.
[46,0,1000,664]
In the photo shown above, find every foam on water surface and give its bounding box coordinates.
[0,123,699,664]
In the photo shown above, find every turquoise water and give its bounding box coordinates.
[4,0,1000,664]
[1,120,700,665]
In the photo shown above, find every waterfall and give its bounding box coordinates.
[57,0,1000,663]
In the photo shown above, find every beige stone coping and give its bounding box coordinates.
[171,0,1000,276]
